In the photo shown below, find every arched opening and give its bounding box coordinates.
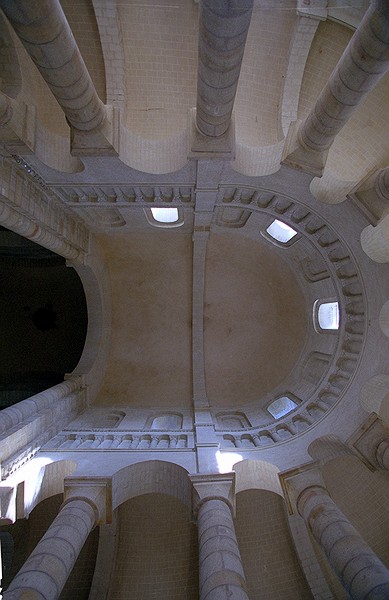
[0,226,88,407]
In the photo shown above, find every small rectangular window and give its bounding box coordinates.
[150,207,179,223]
[266,219,297,244]
[318,301,339,330]
[267,396,298,419]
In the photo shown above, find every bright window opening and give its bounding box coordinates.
[268,396,298,419]
[266,219,297,244]
[318,301,339,330]
[150,207,179,223]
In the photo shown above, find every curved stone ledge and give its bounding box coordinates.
[213,185,367,442]
[43,431,194,451]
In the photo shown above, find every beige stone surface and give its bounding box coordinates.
[236,489,313,599]
[95,232,193,407]
[1,2,389,598]
[108,494,198,600]
[204,233,307,407]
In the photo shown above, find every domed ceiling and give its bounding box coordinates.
[87,181,369,447]
[1,0,388,460]
[203,232,307,407]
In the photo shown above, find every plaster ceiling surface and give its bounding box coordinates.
[95,231,193,408]
[94,228,307,411]
[204,232,308,408]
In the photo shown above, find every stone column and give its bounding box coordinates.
[3,499,97,600]
[3,479,109,600]
[282,0,389,175]
[191,474,249,600]
[0,0,117,155]
[196,0,254,138]
[0,0,104,133]
[281,465,389,600]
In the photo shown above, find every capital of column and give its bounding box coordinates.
[348,166,389,224]
[63,476,112,525]
[190,472,236,517]
[349,413,389,470]
[0,93,35,155]
[188,108,235,160]
[70,105,119,157]
[279,462,325,515]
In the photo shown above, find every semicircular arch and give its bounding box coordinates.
[112,460,192,512]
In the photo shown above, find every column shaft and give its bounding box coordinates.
[197,498,249,600]
[196,0,253,137]
[0,0,105,132]
[3,499,96,600]
[298,0,389,153]
[298,485,389,599]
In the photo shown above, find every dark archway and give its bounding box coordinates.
[0,226,88,406]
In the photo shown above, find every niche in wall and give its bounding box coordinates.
[88,410,125,429]
[149,413,183,430]
[216,412,251,429]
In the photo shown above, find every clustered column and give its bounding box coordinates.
[3,498,97,600]
[197,496,249,600]
[297,484,389,599]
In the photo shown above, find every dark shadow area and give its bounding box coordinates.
[0,226,88,407]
